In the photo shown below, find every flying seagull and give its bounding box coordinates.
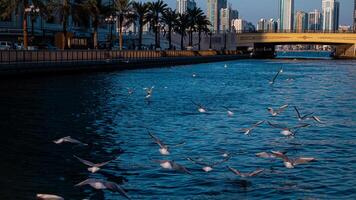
[269,67,283,85]
[227,166,264,178]
[53,136,87,146]
[271,151,315,169]
[187,156,230,172]
[36,194,64,200]
[74,155,115,173]
[153,160,191,174]
[256,152,277,159]
[144,86,154,99]
[148,131,170,155]
[268,104,289,116]
[75,179,130,199]
[191,100,207,113]
[241,120,265,135]
[294,106,314,121]
[222,106,234,117]
[267,121,310,136]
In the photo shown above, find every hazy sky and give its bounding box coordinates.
[142,0,354,25]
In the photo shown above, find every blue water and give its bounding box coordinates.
[0,59,355,199]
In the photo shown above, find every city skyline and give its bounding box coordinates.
[142,0,354,25]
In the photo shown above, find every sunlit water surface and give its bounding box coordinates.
[0,59,355,199]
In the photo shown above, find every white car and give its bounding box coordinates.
[0,41,12,50]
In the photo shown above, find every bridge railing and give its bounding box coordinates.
[236,30,356,34]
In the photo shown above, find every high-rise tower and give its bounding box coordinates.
[322,0,340,31]
[279,0,294,31]
[207,0,227,31]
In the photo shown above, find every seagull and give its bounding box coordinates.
[148,131,170,155]
[192,73,196,77]
[187,156,230,172]
[153,160,191,174]
[241,120,265,135]
[191,100,207,113]
[294,106,314,121]
[227,166,264,178]
[74,155,115,173]
[75,179,130,199]
[127,88,134,95]
[267,121,310,136]
[267,104,288,116]
[271,151,315,169]
[269,67,283,85]
[224,64,228,68]
[308,116,324,124]
[144,86,154,99]
[256,152,277,159]
[53,136,87,146]
[36,194,64,200]
[222,106,234,117]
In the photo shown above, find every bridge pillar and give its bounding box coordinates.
[252,43,276,59]
[334,44,356,59]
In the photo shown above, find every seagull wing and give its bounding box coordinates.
[293,157,315,165]
[227,166,241,176]
[253,120,265,128]
[294,106,302,119]
[148,131,166,148]
[172,162,192,174]
[212,156,231,167]
[74,155,95,167]
[276,104,288,114]
[267,121,287,129]
[256,152,274,159]
[187,157,209,166]
[271,151,289,161]
[270,69,281,84]
[75,178,98,187]
[65,137,87,145]
[302,112,315,119]
[249,169,264,177]
[293,123,311,129]
[311,116,324,124]
[95,158,116,167]
[104,182,131,200]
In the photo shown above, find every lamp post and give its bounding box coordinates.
[25,4,40,45]
[105,15,116,49]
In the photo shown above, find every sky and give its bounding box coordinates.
[142,0,354,26]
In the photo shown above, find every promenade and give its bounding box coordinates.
[0,50,248,76]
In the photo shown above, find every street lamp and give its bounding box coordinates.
[105,15,116,49]
[25,4,40,44]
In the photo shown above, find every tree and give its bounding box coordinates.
[78,0,110,49]
[0,0,44,49]
[196,15,210,50]
[174,13,189,50]
[186,7,204,48]
[114,0,132,50]
[131,1,149,50]
[162,8,177,50]
[147,0,167,50]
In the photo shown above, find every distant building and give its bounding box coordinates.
[339,25,351,32]
[279,0,294,31]
[267,19,278,32]
[220,5,239,31]
[322,0,340,31]
[354,0,356,31]
[176,0,196,14]
[207,0,227,31]
[295,11,308,32]
[308,9,322,31]
[257,18,267,32]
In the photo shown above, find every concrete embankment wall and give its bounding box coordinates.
[0,50,249,76]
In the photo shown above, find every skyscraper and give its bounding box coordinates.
[267,19,279,32]
[207,0,227,31]
[279,0,294,31]
[257,18,267,32]
[295,11,308,32]
[322,0,340,31]
[176,0,196,14]
[308,9,322,31]
[220,5,239,31]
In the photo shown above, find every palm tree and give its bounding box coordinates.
[186,7,204,48]
[131,1,149,50]
[196,15,210,50]
[147,0,167,50]
[78,0,110,49]
[174,13,189,50]
[162,8,177,50]
[114,0,132,50]
[0,0,44,49]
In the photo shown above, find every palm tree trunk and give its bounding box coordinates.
[119,25,123,50]
[23,13,28,49]
[93,26,98,49]
[168,27,172,50]
[155,25,159,50]
[180,34,184,50]
[139,21,143,50]
[198,30,201,50]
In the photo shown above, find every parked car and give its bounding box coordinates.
[0,41,12,50]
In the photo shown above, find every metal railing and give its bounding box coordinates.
[0,50,243,65]
[236,29,356,34]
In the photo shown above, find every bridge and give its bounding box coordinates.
[236,32,356,59]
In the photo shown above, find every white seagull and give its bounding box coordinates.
[267,104,289,116]
[222,106,234,117]
[228,166,264,178]
[271,151,315,169]
[153,160,192,174]
[269,67,283,85]
[187,156,230,172]
[74,155,115,173]
[294,106,314,121]
[144,86,154,99]
[148,131,170,155]
[241,120,265,135]
[267,121,310,136]
[53,136,87,146]
[75,179,130,199]
[191,100,207,113]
